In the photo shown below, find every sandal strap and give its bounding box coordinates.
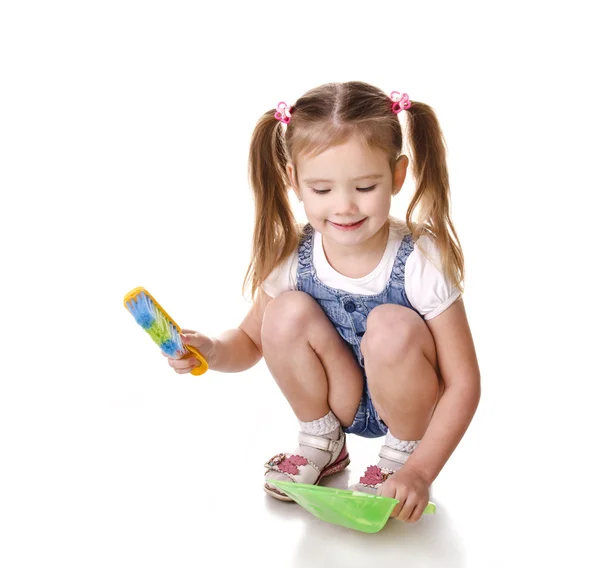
[298,432,343,454]
[378,445,411,465]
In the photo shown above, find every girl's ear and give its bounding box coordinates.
[287,163,301,200]
[392,155,409,196]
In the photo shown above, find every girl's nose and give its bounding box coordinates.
[335,192,358,216]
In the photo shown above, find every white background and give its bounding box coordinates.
[1,1,598,566]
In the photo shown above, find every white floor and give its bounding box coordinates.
[2,353,597,568]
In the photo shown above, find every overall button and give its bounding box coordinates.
[344,301,356,313]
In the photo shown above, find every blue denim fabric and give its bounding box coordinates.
[296,224,420,438]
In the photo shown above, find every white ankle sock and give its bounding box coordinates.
[384,431,420,453]
[299,410,340,438]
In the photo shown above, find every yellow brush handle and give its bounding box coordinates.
[184,345,209,376]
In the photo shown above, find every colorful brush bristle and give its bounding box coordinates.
[124,287,209,376]
[125,291,185,358]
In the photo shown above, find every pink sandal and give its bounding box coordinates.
[353,445,410,493]
[264,431,350,501]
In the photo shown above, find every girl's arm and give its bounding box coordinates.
[206,290,273,373]
[405,297,481,483]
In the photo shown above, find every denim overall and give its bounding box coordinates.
[296,225,419,438]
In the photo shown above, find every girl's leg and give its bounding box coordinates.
[362,304,440,439]
[356,305,440,490]
[261,291,364,427]
[261,291,364,496]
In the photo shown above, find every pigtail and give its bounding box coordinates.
[244,111,301,300]
[404,102,465,291]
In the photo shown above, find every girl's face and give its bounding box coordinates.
[287,134,408,250]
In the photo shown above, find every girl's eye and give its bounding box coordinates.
[311,185,376,194]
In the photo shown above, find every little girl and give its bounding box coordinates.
[168,81,481,523]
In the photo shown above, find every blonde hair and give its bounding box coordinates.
[244,81,464,299]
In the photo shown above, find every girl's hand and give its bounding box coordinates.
[163,329,216,373]
[379,465,431,523]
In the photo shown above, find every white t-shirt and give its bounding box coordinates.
[262,225,461,320]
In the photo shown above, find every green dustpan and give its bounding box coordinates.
[269,480,436,533]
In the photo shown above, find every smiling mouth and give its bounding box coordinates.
[329,218,366,230]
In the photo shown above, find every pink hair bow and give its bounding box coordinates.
[390,92,411,114]
[274,101,291,124]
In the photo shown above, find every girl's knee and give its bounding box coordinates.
[362,304,423,364]
[261,291,319,344]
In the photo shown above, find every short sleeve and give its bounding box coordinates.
[405,235,461,320]
[261,252,299,298]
